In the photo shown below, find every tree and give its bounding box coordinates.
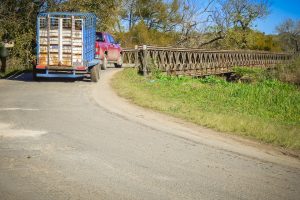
[118,0,193,46]
[276,19,300,52]
[120,0,183,32]
[204,0,270,49]
[120,0,137,30]
[0,0,53,68]
[58,0,121,31]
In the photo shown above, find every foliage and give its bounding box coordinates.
[202,0,271,49]
[221,0,270,31]
[233,61,300,85]
[112,68,300,149]
[270,56,300,85]
[0,0,44,70]
[120,0,182,31]
[115,21,179,47]
[198,75,228,84]
[116,0,186,47]
[57,0,121,32]
[276,19,300,52]
[246,31,281,51]
[205,28,281,51]
[232,66,270,82]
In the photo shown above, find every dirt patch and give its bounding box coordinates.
[0,123,47,138]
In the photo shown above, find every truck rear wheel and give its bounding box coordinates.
[114,56,123,68]
[91,65,99,82]
[32,67,39,81]
[32,71,37,81]
[101,56,107,70]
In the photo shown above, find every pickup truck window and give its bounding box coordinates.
[96,33,104,42]
[108,34,115,44]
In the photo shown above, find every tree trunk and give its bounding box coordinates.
[0,57,7,73]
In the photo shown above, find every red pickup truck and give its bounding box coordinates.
[95,32,122,69]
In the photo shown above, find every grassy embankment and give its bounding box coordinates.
[112,64,300,150]
[0,69,26,79]
[0,57,31,79]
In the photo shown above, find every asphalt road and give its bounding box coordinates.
[0,68,299,200]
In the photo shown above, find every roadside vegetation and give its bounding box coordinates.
[0,59,29,78]
[112,63,300,150]
[0,69,29,79]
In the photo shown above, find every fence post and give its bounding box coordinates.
[142,45,147,76]
[0,46,8,73]
[134,45,138,68]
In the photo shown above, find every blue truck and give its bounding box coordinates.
[34,12,100,82]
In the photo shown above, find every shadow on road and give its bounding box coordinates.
[5,71,92,83]
[3,65,118,83]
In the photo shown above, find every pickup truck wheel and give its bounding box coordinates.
[101,56,107,70]
[90,65,99,82]
[114,56,123,68]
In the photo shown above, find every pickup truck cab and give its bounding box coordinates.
[95,32,122,69]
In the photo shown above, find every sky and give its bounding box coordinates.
[254,0,300,34]
[195,0,300,35]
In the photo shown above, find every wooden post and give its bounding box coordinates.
[47,14,50,66]
[0,57,6,73]
[71,16,74,67]
[134,45,138,68]
[142,45,147,76]
[0,46,8,73]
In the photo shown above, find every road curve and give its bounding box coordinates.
[0,68,299,200]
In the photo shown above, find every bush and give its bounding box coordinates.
[232,67,268,82]
[272,56,300,85]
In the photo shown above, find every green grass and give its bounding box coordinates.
[0,57,31,79]
[112,68,300,150]
[0,70,22,79]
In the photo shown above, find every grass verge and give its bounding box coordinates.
[111,68,300,150]
[0,69,24,79]
[0,57,31,79]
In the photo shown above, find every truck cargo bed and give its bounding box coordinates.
[36,12,97,69]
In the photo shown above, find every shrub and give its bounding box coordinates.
[272,56,300,85]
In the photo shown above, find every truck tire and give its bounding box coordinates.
[90,65,99,82]
[32,67,39,81]
[96,63,101,80]
[101,56,107,70]
[114,56,123,68]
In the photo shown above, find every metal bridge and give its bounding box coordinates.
[122,45,293,76]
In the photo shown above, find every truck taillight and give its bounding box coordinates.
[76,66,86,70]
[36,65,46,69]
[95,47,100,58]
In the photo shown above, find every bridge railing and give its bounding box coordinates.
[122,45,294,76]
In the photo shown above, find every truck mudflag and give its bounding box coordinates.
[35,12,100,82]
